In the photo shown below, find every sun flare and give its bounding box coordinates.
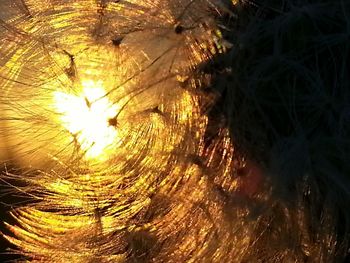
[54,80,121,159]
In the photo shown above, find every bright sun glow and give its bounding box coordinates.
[54,80,120,159]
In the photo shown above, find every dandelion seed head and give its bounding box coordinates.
[2,0,349,262]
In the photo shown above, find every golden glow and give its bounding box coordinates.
[0,0,242,262]
[54,80,120,159]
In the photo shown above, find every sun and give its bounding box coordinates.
[54,80,121,160]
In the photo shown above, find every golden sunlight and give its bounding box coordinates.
[54,80,121,159]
